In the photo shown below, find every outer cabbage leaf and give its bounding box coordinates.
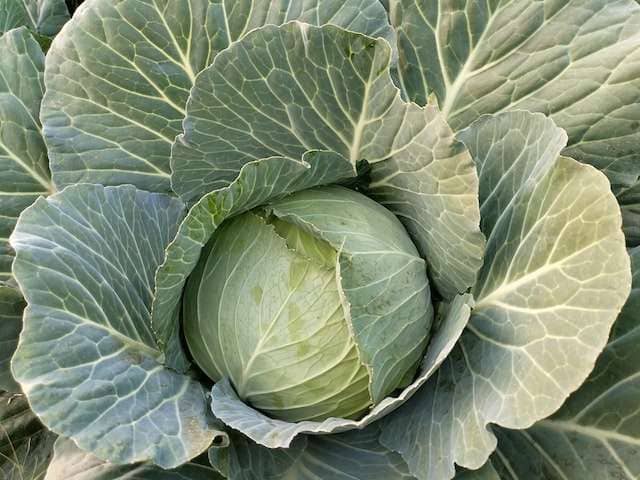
[455,462,501,480]
[172,22,483,298]
[0,285,23,392]
[0,27,52,284]
[366,104,485,299]
[392,0,640,206]
[486,247,640,480]
[379,111,631,480]
[620,183,640,247]
[210,294,472,448]
[152,152,357,370]
[9,184,225,468]
[0,392,56,480]
[45,438,223,480]
[0,27,52,392]
[0,0,69,37]
[209,425,416,480]
[41,0,391,193]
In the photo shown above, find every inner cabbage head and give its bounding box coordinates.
[183,186,431,422]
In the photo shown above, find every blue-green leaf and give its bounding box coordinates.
[210,425,415,480]
[41,0,391,193]
[0,0,69,37]
[10,184,224,468]
[379,111,631,480]
[392,0,640,201]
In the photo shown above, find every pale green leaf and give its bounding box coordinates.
[488,247,640,480]
[0,0,69,36]
[9,184,225,468]
[210,294,471,448]
[41,0,391,193]
[210,425,415,480]
[151,152,357,370]
[45,438,223,480]
[172,22,484,298]
[266,186,432,405]
[187,211,372,423]
[380,112,631,480]
[0,392,56,480]
[392,0,640,195]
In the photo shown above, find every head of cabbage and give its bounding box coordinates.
[184,186,432,422]
[1,0,638,479]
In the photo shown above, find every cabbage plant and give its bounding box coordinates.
[0,0,639,479]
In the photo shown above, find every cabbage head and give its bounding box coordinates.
[0,1,639,479]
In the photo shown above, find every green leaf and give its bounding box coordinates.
[45,438,224,480]
[488,247,640,480]
[620,182,640,247]
[457,111,568,235]
[210,294,471,449]
[152,152,357,370]
[210,425,416,480]
[41,0,391,193]
[379,111,631,480]
[172,22,484,298]
[0,285,24,392]
[455,461,501,480]
[9,184,225,468]
[0,27,52,284]
[392,0,640,194]
[0,392,56,480]
[0,27,46,117]
[0,0,69,36]
[366,105,485,298]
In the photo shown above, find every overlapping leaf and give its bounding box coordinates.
[486,247,640,480]
[41,0,391,193]
[366,105,485,298]
[9,184,226,468]
[392,0,640,220]
[172,22,483,298]
[210,294,471,448]
[0,27,52,392]
[209,425,415,480]
[46,438,223,480]
[0,0,69,37]
[379,111,631,480]
[0,27,51,284]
